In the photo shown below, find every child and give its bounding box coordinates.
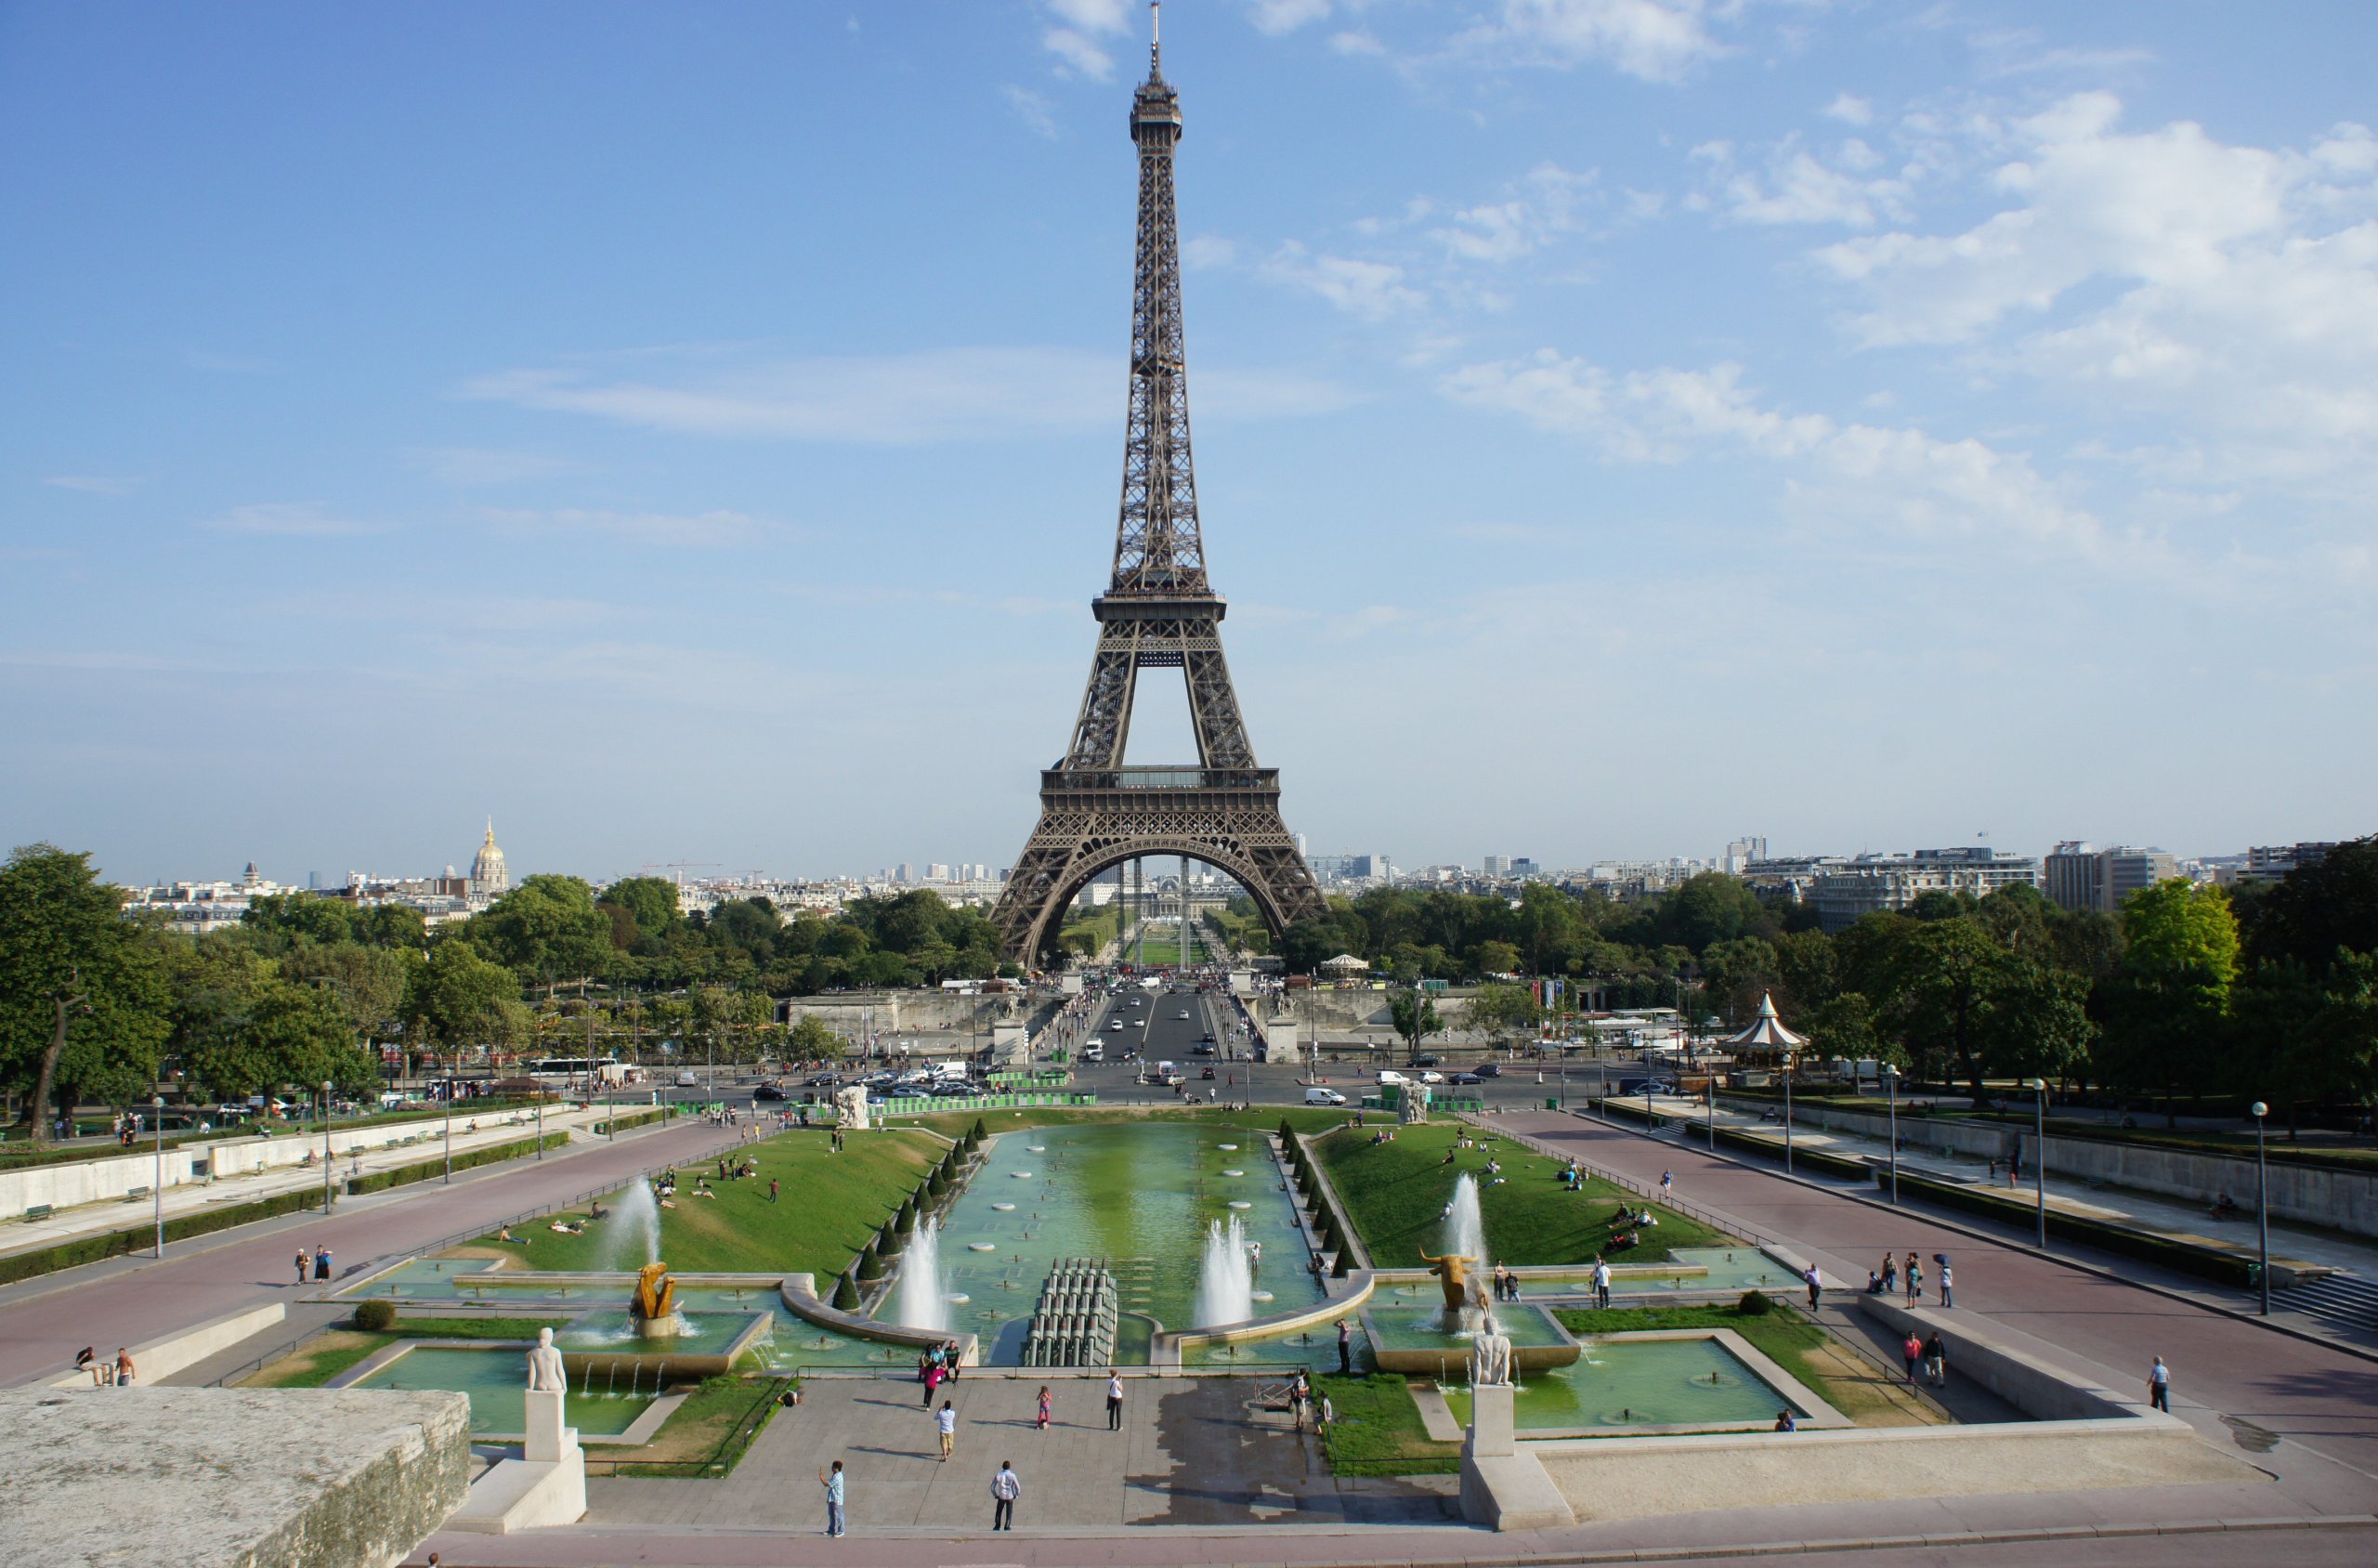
[1037,1385,1052,1431]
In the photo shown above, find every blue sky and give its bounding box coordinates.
[5,0,2373,886]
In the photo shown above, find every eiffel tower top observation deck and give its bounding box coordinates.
[990,9,1326,962]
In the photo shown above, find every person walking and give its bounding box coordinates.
[1922,1331,1947,1388]
[1660,1169,1673,1195]
[1592,1258,1612,1310]
[1938,1261,1954,1309]
[1803,1265,1822,1311]
[990,1460,1021,1531]
[114,1348,135,1387]
[922,1362,944,1408]
[294,1249,310,1287]
[2148,1355,2172,1412]
[818,1460,846,1537]
[1901,1330,1922,1386]
[1036,1385,1052,1431]
[314,1245,333,1282]
[1336,1318,1352,1376]
[769,1178,779,1203]
[935,1400,957,1461]
[1105,1369,1124,1431]
[1904,1253,1922,1302]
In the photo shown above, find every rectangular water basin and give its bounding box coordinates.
[1359,1301,1579,1375]
[352,1345,655,1438]
[552,1310,769,1377]
[1439,1332,1816,1435]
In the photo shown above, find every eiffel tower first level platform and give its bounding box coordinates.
[990,15,1326,963]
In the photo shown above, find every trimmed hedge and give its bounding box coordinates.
[1284,1128,1370,1270]
[591,1106,677,1136]
[0,1184,327,1287]
[353,1297,399,1332]
[1881,1168,2258,1287]
[343,1132,570,1196]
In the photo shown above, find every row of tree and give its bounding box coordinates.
[1275,843,2378,1127]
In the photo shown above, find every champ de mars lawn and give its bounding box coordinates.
[1312,1120,1721,1265]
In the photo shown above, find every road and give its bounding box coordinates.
[0,1116,745,1388]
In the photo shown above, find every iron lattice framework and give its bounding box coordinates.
[992,33,1326,963]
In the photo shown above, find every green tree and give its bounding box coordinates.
[0,844,170,1143]
[1390,988,1443,1057]
[1470,940,1522,976]
[1464,982,1540,1051]
[470,876,616,990]
[2097,880,2241,1123]
[406,940,528,1065]
[600,877,683,945]
[279,941,413,1039]
[787,1014,843,1061]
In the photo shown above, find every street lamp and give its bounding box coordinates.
[1783,1053,1796,1176]
[2028,1078,2049,1248]
[2251,1100,2270,1315]
[151,1095,165,1259]
[443,1052,453,1185]
[1884,1065,1901,1207]
[1705,1078,1716,1154]
[321,1081,335,1212]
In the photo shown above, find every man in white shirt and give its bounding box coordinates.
[935,1400,958,1461]
[2148,1355,2172,1412]
[1106,1370,1124,1431]
[991,1460,1021,1531]
[1591,1259,1611,1309]
[818,1460,845,1537]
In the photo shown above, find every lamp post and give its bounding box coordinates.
[443,1052,453,1185]
[1783,1053,1796,1176]
[2028,1078,2048,1248]
[321,1081,334,1212]
[2251,1100,2270,1315]
[151,1095,165,1259]
[1884,1065,1900,1207]
[1705,1078,1716,1154]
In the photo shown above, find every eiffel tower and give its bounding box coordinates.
[990,16,1326,964]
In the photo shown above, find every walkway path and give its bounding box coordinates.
[0,1117,743,1387]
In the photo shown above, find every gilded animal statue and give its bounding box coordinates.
[1418,1247,1475,1315]
[631,1261,676,1323]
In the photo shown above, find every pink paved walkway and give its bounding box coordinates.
[0,1119,741,1386]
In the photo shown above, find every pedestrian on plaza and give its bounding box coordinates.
[1772,1409,1797,1431]
[935,1400,957,1461]
[769,1178,779,1203]
[1904,1253,1922,1301]
[294,1249,309,1287]
[1660,1169,1673,1195]
[1289,1368,1313,1431]
[2148,1355,2172,1412]
[1922,1331,1947,1387]
[922,1362,944,1407]
[990,1460,1021,1531]
[1803,1265,1822,1310]
[315,1245,333,1281]
[1938,1261,1954,1309]
[1592,1258,1612,1310]
[114,1348,135,1387]
[818,1459,846,1537]
[1105,1369,1124,1431]
[1880,1254,1896,1294]
[1336,1318,1352,1376]
[1037,1385,1052,1431]
[1901,1331,1922,1385]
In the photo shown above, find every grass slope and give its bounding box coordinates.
[475,1128,940,1277]
[1313,1122,1721,1266]
[1314,1372,1459,1475]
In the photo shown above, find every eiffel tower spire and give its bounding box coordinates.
[992,14,1326,964]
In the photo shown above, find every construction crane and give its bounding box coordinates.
[640,859,723,887]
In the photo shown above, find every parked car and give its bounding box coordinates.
[675,1071,699,1088]
[802,1073,842,1088]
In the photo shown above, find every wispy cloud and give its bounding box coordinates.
[1040,0,1130,80]
[413,448,578,486]
[1248,0,1332,36]
[479,507,774,549]
[43,475,138,496]
[462,347,1354,442]
[1261,243,1427,320]
[203,503,381,538]
[1470,0,1731,85]
[1003,85,1059,139]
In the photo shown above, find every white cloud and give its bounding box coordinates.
[202,503,380,538]
[1042,28,1115,80]
[1182,234,1239,269]
[43,475,137,496]
[1483,0,1726,84]
[1050,0,1129,30]
[1041,0,1130,79]
[1248,0,1331,36]
[463,347,1351,442]
[480,507,770,549]
[413,448,575,486]
[1431,163,1595,262]
[1705,137,1908,228]
[1823,92,1873,126]
[1329,29,1384,57]
[1442,350,2121,562]
[1260,242,1427,320]
[1003,85,1059,139]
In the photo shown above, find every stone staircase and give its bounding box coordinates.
[2277,1269,2378,1335]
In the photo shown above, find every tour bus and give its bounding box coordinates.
[528,1057,600,1083]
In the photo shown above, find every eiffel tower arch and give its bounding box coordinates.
[991,22,1326,964]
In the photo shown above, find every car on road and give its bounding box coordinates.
[881,1085,932,1101]
[1198,1032,1216,1044]
[802,1073,841,1088]
[1081,1045,1104,1063]
[675,1071,699,1088]
[928,1082,974,1097]
[753,1084,788,1102]
[1474,1063,1502,1078]
[1176,1010,1190,1019]
[1411,1054,1442,1067]
[1448,1072,1483,1086]
[1377,1069,1409,1085]
[1416,1069,1445,1084]
[1304,1087,1347,1106]
[1190,1043,1215,1055]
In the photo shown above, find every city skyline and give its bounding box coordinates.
[7,2,2373,882]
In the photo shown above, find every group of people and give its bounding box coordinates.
[1487,1263,1525,1303]
[1867,1250,1953,1308]
[72,1346,134,1386]
[292,1244,333,1284]
[915,1339,968,1403]
[1899,1328,1950,1387]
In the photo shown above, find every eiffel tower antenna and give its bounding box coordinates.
[991,14,1326,965]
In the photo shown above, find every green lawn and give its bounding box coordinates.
[473,1127,943,1276]
[1314,1372,1458,1475]
[893,1104,1351,1138]
[1313,1122,1723,1266]
[603,1375,794,1477]
[239,1330,392,1388]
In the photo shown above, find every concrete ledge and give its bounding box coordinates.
[1463,1451,1577,1531]
[1534,1418,2267,1523]
[0,1387,469,1567]
[1157,1272,1375,1362]
[1852,1294,2132,1420]
[447,1456,585,1535]
[778,1274,981,1364]
[46,1299,287,1389]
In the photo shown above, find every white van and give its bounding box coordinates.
[1304,1087,1347,1106]
[1377,1068,1409,1086]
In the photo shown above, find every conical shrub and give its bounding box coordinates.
[895,1197,918,1235]
[928,1169,948,1199]
[1332,1248,1352,1279]
[856,1239,883,1282]
[832,1272,860,1311]
[970,1117,987,1141]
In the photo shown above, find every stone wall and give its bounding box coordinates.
[0,1387,470,1568]
[1722,1095,2378,1238]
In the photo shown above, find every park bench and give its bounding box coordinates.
[124,1185,150,1202]
[22,1204,53,1222]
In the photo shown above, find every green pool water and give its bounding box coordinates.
[882,1121,1324,1361]
[355,1347,654,1435]
[1364,1301,1572,1351]
[1183,1324,1360,1368]
[553,1309,754,1357]
[1441,1336,1798,1431]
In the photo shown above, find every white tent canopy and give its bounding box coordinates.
[1318,953,1372,973]
[1719,991,1806,1052]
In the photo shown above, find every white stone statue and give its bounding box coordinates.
[835,1083,870,1131]
[526,1326,568,1392]
[1470,1327,1514,1388]
[1400,1082,1430,1125]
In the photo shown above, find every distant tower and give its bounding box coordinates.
[470,817,510,900]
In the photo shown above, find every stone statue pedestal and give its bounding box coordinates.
[1458,1382,1574,1532]
[1465,1381,1516,1460]
[524,1388,578,1464]
[451,1390,586,1533]
[835,1084,870,1131]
